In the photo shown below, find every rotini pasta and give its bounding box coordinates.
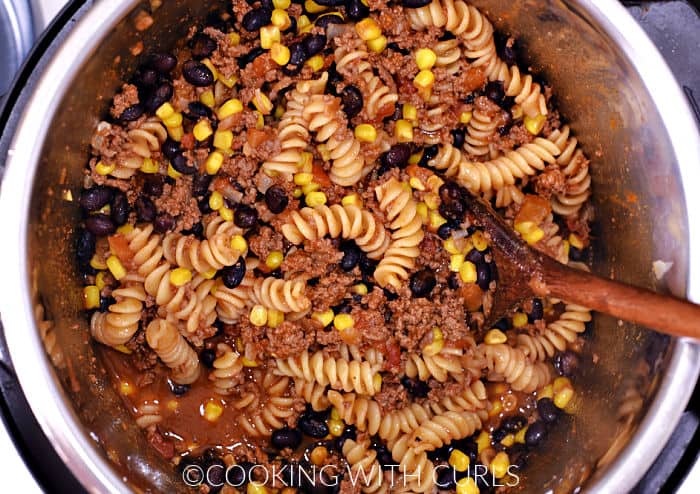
[408,408,483,452]
[517,304,592,360]
[463,109,498,157]
[405,346,464,382]
[548,125,592,217]
[90,284,147,347]
[293,378,330,411]
[479,343,552,393]
[387,434,435,493]
[250,276,311,314]
[135,401,162,429]
[162,227,243,274]
[343,439,388,494]
[145,319,201,384]
[209,343,244,395]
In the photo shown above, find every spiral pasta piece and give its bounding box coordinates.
[503,65,548,118]
[250,277,311,314]
[387,434,435,493]
[338,344,385,369]
[213,270,255,324]
[343,439,388,494]
[379,403,435,443]
[107,119,167,179]
[427,143,465,177]
[433,39,462,74]
[276,350,380,396]
[209,343,244,395]
[479,343,551,393]
[281,204,390,259]
[238,396,298,437]
[408,408,483,452]
[374,179,425,289]
[135,401,162,429]
[90,284,147,347]
[418,95,450,145]
[162,226,243,274]
[145,319,201,384]
[405,347,464,383]
[328,390,382,434]
[123,224,164,277]
[437,380,489,414]
[294,378,330,411]
[548,125,591,217]
[517,304,591,361]
[463,109,498,157]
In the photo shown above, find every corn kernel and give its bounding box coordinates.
[209,191,224,211]
[409,177,425,191]
[200,90,215,108]
[90,255,107,270]
[511,105,524,120]
[423,328,444,356]
[203,401,224,422]
[96,204,111,216]
[416,202,428,223]
[302,182,320,195]
[355,18,381,41]
[247,481,268,494]
[270,42,291,65]
[293,188,303,199]
[367,35,387,53]
[213,129,234,150]
[167,400,179,412]
[95,161,116,176]
[513,312,528,328]
[170,267,193,287]
[312,310,335,327]
[501,433,515,447]
[485,328,507,345]
[450,254,465,272]
[418,192,437,211]
[328,418,344,437]
[95,271,108,290]
[348,284,367,298]
[569,233,584,249]
[305,0,327,13]
[395,119,414,142]
[515,426,528,444]
[490,451,510,478]
[155,102,175,120]
[334,313,354,331]
[443,238,459,255]
[355,123,377,142]
[563,240,571,258]
[341,193,361,207]
[401,105,417,122]
[260,25,281,49]
[471,231,488,251]
[449,449,471,472]
[273,0,291,8]
[426,174,444,190]
[415,48,437,70]
[489,399,503,417]
[460,111,473,124]
[514,221,535,235]
[106,255,126,280]
[459,261,477,283]
[205,150,225,175]
[429,211,447,229]
[271,9,291,29]
[217,98,243,119]
[294,172,314,186]
[413,70,435,89]
[373,373,382,393]
[538,385,554,400]
[193,120,213,142]
[523,227,545,245]
[162,111,183,129]
[310,445,329,466]
[524,113,547,135]
[140,157,159,174]
[83,285,100,309]
[553,376,574,409]
[306,191,327,207]
[202,269,217,280]
[220,74,238,88]
[231,235,248,253]
[307,53,325,72]
[168,125,183,142]
[409,152,421,165]
[456,477,480,494]
[267,309,285,328]
[242,357,258,367]
[219,206,234,222]
[298,14,311,31]
[476,431,490,453]
[120,381,133,396]
[201,59,218,81]
[250,305,268,327]
[114,344,132,354]
[299,151,314,171]
[266,250,284,270]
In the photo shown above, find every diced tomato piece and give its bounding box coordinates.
[515,194,551,226]
[108,234,134,263]
[247,128,267,148]
[312,163,331,187]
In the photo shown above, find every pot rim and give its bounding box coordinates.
[0,1,698,493]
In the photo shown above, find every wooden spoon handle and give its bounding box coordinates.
[543,259,700,339]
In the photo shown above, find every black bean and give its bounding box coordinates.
[99,295,115,312]
[372,442,394,469]
[485,81,506,106]
[272,427,303,450]
[76,228,96,263]
[402,0,432,7]
[339,242,361,271]
[119,104,144,122]
[492,318,509,331]
[161,138,180,161]
[466,248,484,265]
[183,60,214,87]
[234,204,258,229]
[302,34,327,57]
[464,93,476,104]
[491,427,509,444]
[341,85,363,119]
[110,191,130,226]
[569,245,585,262]
[133,67,158,89]
[135,196,156,223]
[226,461,253,486]
[358,254,376,277]
[144,82,173,113]
[447,272,460,289]
[142,176,164,198]
[386,42,410,55]
[203,455,226,493]
[239,46,266,68]
[529,298,544,321]
[436,467,458,489]
[501,414,527,432]
[437,222,455,240]
[476,261,491,290]
[346,0,369,20]
[80,186,114,212]
[451,127,466,148]
[148,53,177,73]
[313,0,345,5]
[554,350,580,377]
[438,182,467,221]
[400,376,430,398]
[183,221,204,238]
[537,397,559,423]
[525,421,547,447]
[496,35,518,66]
[409,269,436,298]
[171,152,196,174]
[339,424,357,444]
[189,33,217,60]
[298,414,329,438]
[198,196,213,215]
[186,101,213,120]
[242,8,272,31]
[452,438,478,463]
[264,185,289,214]
[315,13,344,29]
[383,288,398,301]
[418,144,439,167]
[168,379,190,396]
[85,215,116,236]
[221,258,247,289]
[201,348,217,368]
[188,176,209,199]
[283,14,297,35]
[154,213,175,233]
[381,143,411,169]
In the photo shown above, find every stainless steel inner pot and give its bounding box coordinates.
[1,0,699,492]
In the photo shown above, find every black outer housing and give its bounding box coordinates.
[0,1,698,493]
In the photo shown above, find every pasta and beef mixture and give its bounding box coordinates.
[76,0,594,492]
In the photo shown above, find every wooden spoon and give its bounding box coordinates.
[445,182,700,339]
